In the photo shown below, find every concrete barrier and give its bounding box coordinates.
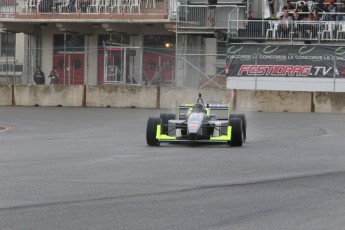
[314,92,345,113]
[235,90,312,113]
[3,84,345,114]
[0,84,13,106]
[86,85,157,108]
[14,85,84,107]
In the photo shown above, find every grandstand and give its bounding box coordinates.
[225,0,345,92]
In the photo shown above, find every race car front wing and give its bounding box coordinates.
[155,124,232,143]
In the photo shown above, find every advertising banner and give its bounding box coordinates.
[226,45,345,78]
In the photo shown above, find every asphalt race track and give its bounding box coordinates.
[1,106,345,230]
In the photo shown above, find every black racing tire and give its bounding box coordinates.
[230,113,247,142]
[228,118,243,147]
[160,113,176,134]
[146,117,162,146]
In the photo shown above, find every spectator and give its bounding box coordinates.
[292,12,302,37]
[207,0,217,27]
[308,12,316,21]
[48,66,59,84]
[68,0,76,12]
[279,10,293,37]
[295,1,310,19]
[315,0,328,13]
[337,1,345,21]
[326,2,337,20]
[293,12,301,21]
[313,10,322,21]
[33,66,45,85]
[303,12,318,38]
[296,1,309,12]
[282,1,295,11]
[79,0,91,12]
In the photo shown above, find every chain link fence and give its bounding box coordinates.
[0,44,226,88]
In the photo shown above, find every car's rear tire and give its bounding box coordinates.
[228,118,243,147]
[230,113,246,142]
[160,113,176,134]
[146,117,161,146]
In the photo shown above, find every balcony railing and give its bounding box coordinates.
[0,0,247,25]
[0,0,169,19]
[228,19,345,42]
[177,4,245,30]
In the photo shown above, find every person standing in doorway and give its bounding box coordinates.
[48,66,59,84]
[33,66,45,85]
[207,0,217,27]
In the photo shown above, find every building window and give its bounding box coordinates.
[0,32,16,57]
[144,35,174,48]
[99,34,130,47]
[54,34,85,53]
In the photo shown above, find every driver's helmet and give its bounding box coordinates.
[193,103,205,113]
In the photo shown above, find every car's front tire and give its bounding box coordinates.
[228,118,243,147]
[146,117,162,146]
[230,113,247,142]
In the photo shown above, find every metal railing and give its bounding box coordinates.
[0,0,169,18]
[177,5,246,30]
[228,19,345,42]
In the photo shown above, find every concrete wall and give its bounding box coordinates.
[14,85,83,107]
[1,84,345,113]
[314,92,345,113]
[86,85,157,108]
[0,85,13,106]
[235,90,312,113]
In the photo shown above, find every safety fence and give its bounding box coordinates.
[175,52,226,88]
[0,45,227,88]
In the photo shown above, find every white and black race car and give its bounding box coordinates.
[146,94,246,147]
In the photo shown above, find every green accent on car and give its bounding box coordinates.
[205,107,210,116]
[210,126,232,141]
[156,125,176,140]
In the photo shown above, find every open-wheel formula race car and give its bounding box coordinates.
[146,94,247,147]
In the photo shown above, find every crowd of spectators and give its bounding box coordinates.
[271,0,345,39]
[279,0,345,21]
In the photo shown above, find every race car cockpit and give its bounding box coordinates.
[193,103,206,113]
